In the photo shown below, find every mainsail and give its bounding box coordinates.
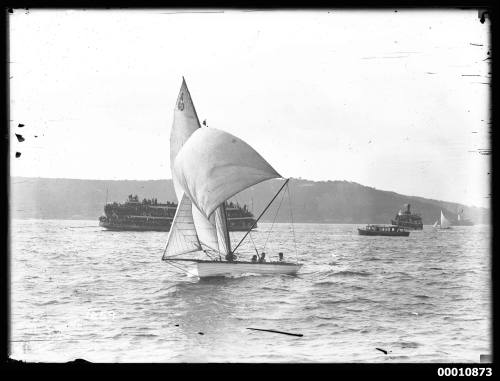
[165,78,221,257]
[170,77,202,194]
[174,127,282,219]
[440,210,451,229]
[165,78,239,258]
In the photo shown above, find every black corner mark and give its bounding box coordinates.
[18,123,24,127]
[8,8,13,13]
[67,358,91,364]
[478,10,489,24]
[15,152,21,158]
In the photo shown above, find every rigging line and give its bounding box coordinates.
[263,185,286,254]
[248,231,259,256]
[232,178,290,255]
[286,182,299,263]
[203,250,216,260]
[163,248,200,259]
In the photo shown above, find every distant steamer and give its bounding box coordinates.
[99,194,256,232]
[358,224,410,237]
[391,204,423,230]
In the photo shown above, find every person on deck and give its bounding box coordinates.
[251,255,257,263]
[225,253,236,262]
[278,252,284,262]
[259,253,266,263]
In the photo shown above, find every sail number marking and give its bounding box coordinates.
[178,93,185,111]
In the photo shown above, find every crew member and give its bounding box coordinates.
[225,253,236,262]
[259,253,266,263]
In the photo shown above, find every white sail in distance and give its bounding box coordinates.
[433,220,439,228]
[440,210,451,229]
[174,127,282,219]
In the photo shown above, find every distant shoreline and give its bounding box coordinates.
[10,177,490,225]
[9,218,490,227]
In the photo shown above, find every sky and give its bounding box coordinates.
[9,9,491,208]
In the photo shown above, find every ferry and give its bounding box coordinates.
[99,195,257,232]
[358,224,410,237]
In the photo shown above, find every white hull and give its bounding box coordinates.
[196,261,302,278]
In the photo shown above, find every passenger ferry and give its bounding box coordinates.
[358,224,410,237]
[99,195,257,232]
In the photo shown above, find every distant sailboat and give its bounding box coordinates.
[434,210,451,229]
[162,78,302,278]
[456,208,474,226]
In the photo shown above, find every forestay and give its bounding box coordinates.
[174,127,282,219]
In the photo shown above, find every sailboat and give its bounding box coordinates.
[434,210,451,229]
[162,78,302,278]
[456,208,474,226]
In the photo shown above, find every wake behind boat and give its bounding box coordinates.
[162,78,302,278]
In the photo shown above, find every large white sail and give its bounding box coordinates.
[192,204,220,252]
[167,78,223,254]
[170,77,202,199]
[162,193,202,259]
[440,210,451,229]
[174,127,282,219]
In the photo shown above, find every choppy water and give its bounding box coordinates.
[10,220,491,362]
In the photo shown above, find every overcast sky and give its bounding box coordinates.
[9,9,490,208]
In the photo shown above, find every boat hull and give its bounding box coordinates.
[195,261,302,278]
[99,221,170,232]
[358,228,410,237]
[99,220,255,232]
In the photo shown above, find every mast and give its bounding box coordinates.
[231,178,290,255]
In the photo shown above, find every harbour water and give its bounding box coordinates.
[10,220,491,362]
